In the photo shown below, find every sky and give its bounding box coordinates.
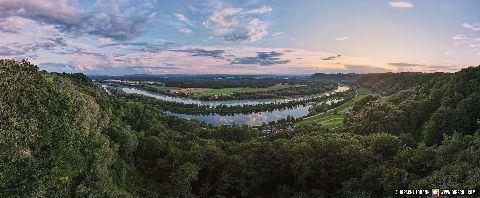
[0,0,480,75]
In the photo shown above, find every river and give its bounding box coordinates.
[121,86,349,107]
[117,85,349,126]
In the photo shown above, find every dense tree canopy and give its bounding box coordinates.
[1,60,480,197]
[345,66,480,146]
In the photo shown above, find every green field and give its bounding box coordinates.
[193,87,245,97]
[236,83,302,93]
[296,88,374,129]
[145,84,178,92]
[297,114,345,128]
[192,84,301,97]
[139,83,302,98]
[356,87,371,94]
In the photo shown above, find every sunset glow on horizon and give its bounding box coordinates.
[0,0,479,75]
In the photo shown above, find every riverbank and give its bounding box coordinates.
[106,84,351,126]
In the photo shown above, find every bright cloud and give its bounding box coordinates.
[463,23,480,31]
[389,1,414,8]
[179,28,192,34]
[243,6,273,15]
[453,35,467,40]
[272,32,283,37]
[203,6,271,43]
[335,36,350,41]
[0,0,158,41]
[454,23,480,52]
[174,13,193,26]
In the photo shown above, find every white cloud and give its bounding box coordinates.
[469,44,480,48]
[243,6,272,15]
[206,7,242,29]
[244,19,268,42]
[453,35,467,40]
[174,13,193,26]
[272,32,283,38]
[389,1,414,8]
[0,0,158,41]
[335,36,349,41]
[99,37,113,45]
[179,28,192,34]
[203,6,271,43]
[463,23,480,31]
[454,24,480,51]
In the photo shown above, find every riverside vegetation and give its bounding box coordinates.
[97,76,338,101]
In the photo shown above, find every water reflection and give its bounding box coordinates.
[121,86,349,107]
[166,105,312,126]
[118,85,349,126]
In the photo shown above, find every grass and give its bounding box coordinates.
[193,88,245,97]
[236,84,302,93]
[192,84,301,97]
[336,94,368,113]
[146,85,178,92]
[296,87,375,129]
[357,87,372,95]
[140,83,302,99]
[297,114,345,129]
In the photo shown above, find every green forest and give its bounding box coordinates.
[1,59,480,197]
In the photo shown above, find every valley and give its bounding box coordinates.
[2,60,480,197]
[96,76,351,127]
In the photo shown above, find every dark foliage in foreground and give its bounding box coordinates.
[1,59,479,197]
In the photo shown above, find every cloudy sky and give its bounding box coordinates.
[0,0,479,75]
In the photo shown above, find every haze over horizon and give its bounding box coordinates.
[1,0,479,75]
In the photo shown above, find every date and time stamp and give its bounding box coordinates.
[395,189,477,197]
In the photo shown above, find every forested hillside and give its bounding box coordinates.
[312,72,441,94]
[345,67,480,145]
[1,60,479,197]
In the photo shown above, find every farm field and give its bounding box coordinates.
[171,88,212,93]
[144,84,178,92]
[140,83,302,98]
[192,83,302,97]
